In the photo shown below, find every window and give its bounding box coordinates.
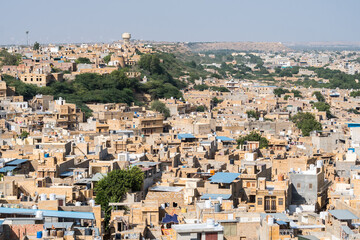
[257,198,263,205]
[278,198,284,205]
[309,183,313,190]
[297,183,301,188]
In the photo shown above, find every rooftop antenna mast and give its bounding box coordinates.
[26,31,29,46]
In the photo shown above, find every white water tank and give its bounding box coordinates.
[40,194,47,201]
[350,189,354,196]
[75,202,82,207]
[309,164,315,171]
[205,200,211,208]
[316,160,323,168]
[217,197,223,204]
[268,217,274,225]
[32,205,38,210]
[49,193,56,200]
[89,199,95,207]
[35,211,43,219]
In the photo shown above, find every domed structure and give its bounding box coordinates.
[122,32,131,44]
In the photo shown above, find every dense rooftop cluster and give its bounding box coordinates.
[1,37,360,240]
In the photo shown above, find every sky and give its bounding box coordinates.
[0,0,359,45]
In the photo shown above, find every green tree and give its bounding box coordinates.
[313,91,325,102]
[95,167,144,229]
[350,91,360,98]
[103,55,112,64]
[348,109,360,114]
[196,105,206,112]
[273,88,290,97]
[33,42,40,50]
[237,131,269,149]
[151,100,170,118]
[193,84,209,91]
[185,60,197,68]
[76,57,92,64]
[20,131,30,139]
[246,110,261,120]
[313,102,334,118]
[291,112,322,136]
[0,50,21,66]
[212,97,222,107]
[291,90,302,98]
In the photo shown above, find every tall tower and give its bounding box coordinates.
[26,31,29,46]
[122,33,131,45]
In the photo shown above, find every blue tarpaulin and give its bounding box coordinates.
[161,214,179,224]
[201,193,232,200]
[209,172,240,184]
[216,136,235,142]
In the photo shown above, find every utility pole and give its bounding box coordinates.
[26,31,29,46]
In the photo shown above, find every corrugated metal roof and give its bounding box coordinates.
[6,159,28,166]
[0,207,95,220]
[177,133,195,140]
[0,166,17,173]
[329,210,358,220]
[209,172,240,184]
[341,225,354,235]
[200,193,232,200]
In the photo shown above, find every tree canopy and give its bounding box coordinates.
[103,55,112,64]
[313,91,325,102]
[76,57,92,64]
[2,70,138,118]
[291,112,322,136]
[193,84,229,92]
[0,50,21,66]
[237,131,269,149]
[95,167,144,228]
[138,53,186,99]
[151,100,170,118]
[33,42,40,50]
[246,110,261,120]
[350,91,360,98]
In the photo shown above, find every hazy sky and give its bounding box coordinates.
[1,0,359,45]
